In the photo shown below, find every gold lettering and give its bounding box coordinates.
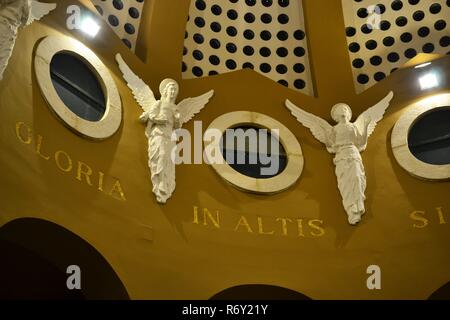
[193,206,199,224]
[109,179,126,201]
[257,217,274,235]
[98,171,105,192]
[436,207,447,225]
[297,219,305,237]
[308,219,325,237]
[15,122,32,144]
[15,121,126,202]
[54,150,73,173]
[410,210,428,228]
[234,216,253,233]
[276,217,293,236]
[35,135,50,160]
[203,208,220,228]
[76,161,93,186]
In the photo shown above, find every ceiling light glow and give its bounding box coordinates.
[80,17,100,37]
[419,73,439,90]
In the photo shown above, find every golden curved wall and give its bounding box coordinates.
[0,0,448,299]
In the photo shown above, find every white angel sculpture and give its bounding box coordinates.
[0,0,56,80]
[116,54,214,203]
[285,92,394,225]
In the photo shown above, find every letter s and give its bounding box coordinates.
[410,211,428,229]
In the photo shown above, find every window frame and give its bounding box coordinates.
[391,93,450,181]
[34,36,122,140]
[205,111,304,194]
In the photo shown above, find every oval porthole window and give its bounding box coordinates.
[205,111,303,194]
[50,52,106,121]
[408,108,450,165]
[220,125,288,179]
[50,52,106,122]
[391,93,450,180]
[35,35,122,140]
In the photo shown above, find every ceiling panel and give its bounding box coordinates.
[343,0,449,93]
[183,0,315,96]
[91,0,145,51]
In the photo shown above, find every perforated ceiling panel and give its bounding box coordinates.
[182,0,314,96]
[91,0,145,51]
[343,0,450,93]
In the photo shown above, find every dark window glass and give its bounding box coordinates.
[408,108,450,165]
[220,126,287,179]
[50,52,106,122]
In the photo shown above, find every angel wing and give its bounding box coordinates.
[115,53,156,112]
[26,0,56,26]
[0,20,18,81]
[354,91,394,138]
[285,100,334,150]
[177,90,214,125]
[0,0,26,80]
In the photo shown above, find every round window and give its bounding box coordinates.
[34,35,122,140]
[391,93,450,181]
[205,111,304,194]
[408,108,450,165]
[50,52,106,122]
[220,125,288,179]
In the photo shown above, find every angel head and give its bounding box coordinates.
[331,103,352,124]
[159,79,179,102]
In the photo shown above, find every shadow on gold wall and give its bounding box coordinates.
[0,218,129,300]
[210,284,312,300]
[428,282,450,300]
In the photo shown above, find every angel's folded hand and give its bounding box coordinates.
[139,112,149,123]
[151,116,169,124]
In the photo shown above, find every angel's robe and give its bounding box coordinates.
[0,0,29,80]
[145,101,181,203]
[331,122,367,223]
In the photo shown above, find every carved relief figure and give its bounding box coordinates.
[285,92,394,225]
[116,54,214,203]
[0,0,56,80]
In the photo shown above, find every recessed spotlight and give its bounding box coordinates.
[419,73,439,90]
[80,17,101,37]
[415,62,431,69]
